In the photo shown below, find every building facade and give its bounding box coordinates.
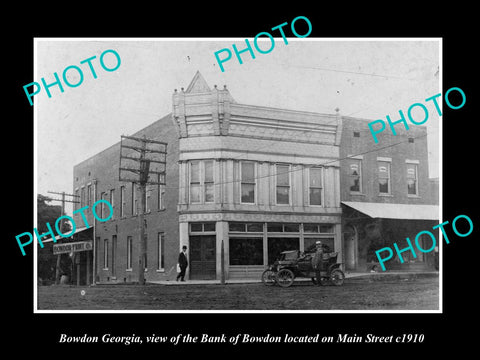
[174,72,342,280]
[72,72,439,283]
[339,116,439,272]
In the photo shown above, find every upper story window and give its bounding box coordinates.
[240,161,255,204]
[190,160,215,204]
[276,164,290,205]
[87,184,92,207]
[120,186,126,217]
[406,161,419,196]
[145,186,151,213]
[132,183,138,215]
[378,160,391,195]
[158,184,165,210]
[80,187,85,208]
[349,159,362,193]
[74,189,79,210]
[309,167,323,206]
[109,189,115,219]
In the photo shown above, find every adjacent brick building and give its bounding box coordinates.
[339,116,439,271]
[70,71,439,284]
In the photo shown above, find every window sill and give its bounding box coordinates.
[126,268,132,272]
[378,194,394,197]
[102,268,108,271]
[156,269,165,273]
[350,192,365,196]
[407,195,421,198]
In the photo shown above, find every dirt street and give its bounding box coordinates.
[37,275,439,311]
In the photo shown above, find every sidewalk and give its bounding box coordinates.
[147,270,439,286]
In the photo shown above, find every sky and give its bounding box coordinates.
[35,38,440,214]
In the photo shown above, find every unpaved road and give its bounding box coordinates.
[37,275,439,311]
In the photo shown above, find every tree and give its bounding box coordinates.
[37,194,72,283]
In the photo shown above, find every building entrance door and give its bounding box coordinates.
[189,235,216,280]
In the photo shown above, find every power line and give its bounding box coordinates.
[144,129,432,192]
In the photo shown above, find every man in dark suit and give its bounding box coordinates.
[176,245,188,281]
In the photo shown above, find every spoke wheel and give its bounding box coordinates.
[261,269,277,286]
[330,269,345,286]
[275,269,295,288]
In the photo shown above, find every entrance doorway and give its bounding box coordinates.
[189,235,216,280]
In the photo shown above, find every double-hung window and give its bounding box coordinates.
[189,160,215,203]
[240,161,255,203]
[378,160,391,195]
[309,167,323,206]
[349,159,362,193]
[406,161,419,196]
[276,164,290,205]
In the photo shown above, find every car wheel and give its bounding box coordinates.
[261,269,277,286]
[330,269,345,286]
[276,269,295,288]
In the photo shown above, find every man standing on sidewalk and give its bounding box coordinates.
[312,241,324,286]
[176,245,188,282]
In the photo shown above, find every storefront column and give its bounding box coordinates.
[216,221,229,280]
[334,223,343,271]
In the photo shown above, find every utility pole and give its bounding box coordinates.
[46,191,80,284]
[119,135,167,285]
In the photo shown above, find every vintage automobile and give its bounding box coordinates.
[261,246,345,287]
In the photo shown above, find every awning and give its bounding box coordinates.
[341,201,439,220]
[41,226,90,244]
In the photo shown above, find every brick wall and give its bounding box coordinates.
[73,114,180,283]
[340,116,437,205]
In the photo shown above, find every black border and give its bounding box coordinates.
[8,6,478,354]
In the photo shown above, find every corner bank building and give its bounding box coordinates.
[72,71,437,284]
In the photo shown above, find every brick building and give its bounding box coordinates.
[71,71,439,284]
[339,116,439,271]
[72,71,345,283]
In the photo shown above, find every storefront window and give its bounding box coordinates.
[267,237,299,264]
[229,237,263,265]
